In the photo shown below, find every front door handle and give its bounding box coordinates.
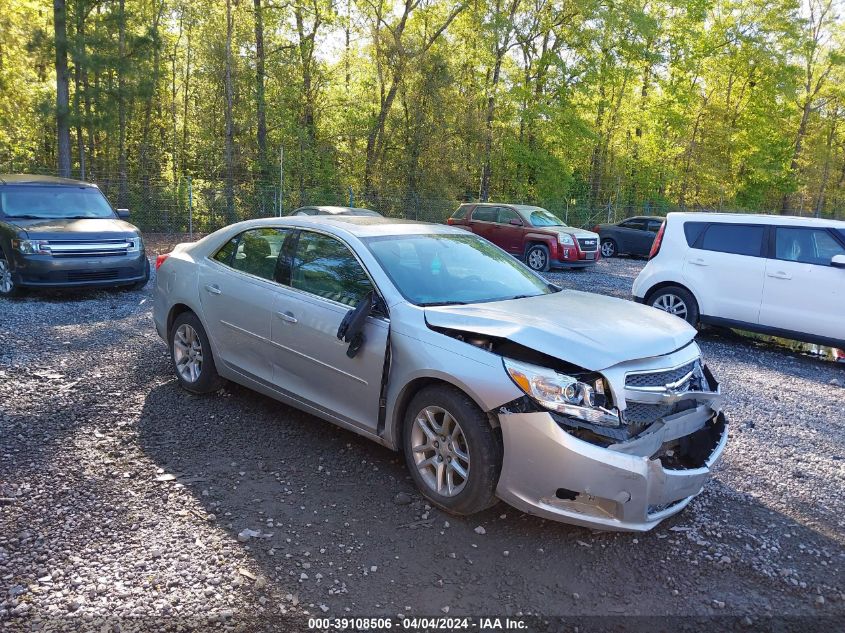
[276,311,298,324]
[204,284,222,295]
[767,271,792,280]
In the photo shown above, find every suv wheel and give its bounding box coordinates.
[0,250,22,298]
[170,312,224,393]
[403,385,501,516]
[600,239,617,258]
[525,244,550,272]
[649,286,699,326]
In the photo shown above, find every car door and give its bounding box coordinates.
[198,227,291,383]
[682,222,767,324]
[270,229,389,430]
[467,206,498,242]
[494,207,525,254]
[759,226,845,342]
[615,218,647,252]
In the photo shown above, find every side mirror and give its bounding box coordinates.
[117,208,130,219]
[336,291,375,358]
[509,218,523,226]
[832,254,845,269]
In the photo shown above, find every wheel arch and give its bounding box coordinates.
[387,375,496,452]
[643,281,701,314]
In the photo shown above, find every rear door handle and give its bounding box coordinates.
[204,284,222,295]
[276,311,298,324]
[689,258,707,266]
[767,271,792,280]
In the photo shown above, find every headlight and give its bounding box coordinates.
[558,233,575,246]
[12,239,51,255]
[127,237,142,252]
[503,358,620,427]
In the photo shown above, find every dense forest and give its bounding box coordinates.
[1,0,844,231]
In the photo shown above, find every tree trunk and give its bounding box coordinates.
[814,115,837,217]
[72,0,86,179]
[53,0,72,177]
[224,0,236,222]
[254,0,268,180]
[781,99,812,214]
[138,2,163,201]
[117,0,128,205]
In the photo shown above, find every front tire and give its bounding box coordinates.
[170,312,224,394]
[600,238,618,258]
[525,244,550,272]
[648,285,699,326]
[0,250,23,298]
[403,385,502,516]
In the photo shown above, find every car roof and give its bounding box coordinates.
[294,205,380,215]
[233,215,466,238]
[467,202,548,212]
[621,215,664,222]
[0,174,99,187]
[667,211,845,228]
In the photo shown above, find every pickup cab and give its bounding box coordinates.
[447,203,600,271]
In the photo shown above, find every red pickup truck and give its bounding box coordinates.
[447,203,601,271]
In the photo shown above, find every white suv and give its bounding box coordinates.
[633,212,845,349]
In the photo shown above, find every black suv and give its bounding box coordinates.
[0,175,149,297]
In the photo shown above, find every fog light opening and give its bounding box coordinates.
[555,488,579,501]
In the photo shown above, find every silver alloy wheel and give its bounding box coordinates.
[527,248,547,270]
[601,240,616,257]
[411,405,470,497]
[652,293,688,320]
[0,259,13,294]
[173,323,203,383]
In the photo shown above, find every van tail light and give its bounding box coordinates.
[155,253,170,270]
[648,221,666,259]
[446,217,454,225]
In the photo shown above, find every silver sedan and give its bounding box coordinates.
[153,216,727,531]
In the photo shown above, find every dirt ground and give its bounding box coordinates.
[1,254,843,632]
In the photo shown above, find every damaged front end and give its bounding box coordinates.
[494,352,727,531]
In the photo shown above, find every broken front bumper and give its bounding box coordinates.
[496,406,727,531]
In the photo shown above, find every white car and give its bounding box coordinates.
[633,212,845,349]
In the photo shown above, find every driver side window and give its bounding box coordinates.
[290,231,374,306]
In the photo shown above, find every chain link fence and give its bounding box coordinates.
[3,167,841,236]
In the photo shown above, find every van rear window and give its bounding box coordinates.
[683,222,708,246]
[698,223,765,257]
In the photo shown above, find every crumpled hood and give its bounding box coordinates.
[424,290,697,371]
[9,217,139,240]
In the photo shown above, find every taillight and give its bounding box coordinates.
[592,225,600,233]
[155,253,170,270]
[648,222,666,259]
[447,217,454,225]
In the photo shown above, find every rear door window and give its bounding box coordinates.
[471,207,498,222]
[620,219,647,231]
[697,223,765,257]
[646,219,664,233]
[774,227,845,266]
[451,205,471,220]
[230,228,292,281]
[683,222,708,246]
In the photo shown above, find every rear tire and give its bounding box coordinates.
[525,244,550,272]
[600,238,618,258]
[0,249,23,298]
[403,385,501,516]
[170,312,224,394]
[648,285,699,326]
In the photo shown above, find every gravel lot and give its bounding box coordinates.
[1,252,844,631]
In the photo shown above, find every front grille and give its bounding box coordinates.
[577,238,598,252]
[623,402,675,424]
[626,361,697,388]
[48,239,133,258]
[67,269,120,282]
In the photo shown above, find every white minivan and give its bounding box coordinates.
[633,212,845,350]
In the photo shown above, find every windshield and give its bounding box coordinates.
[528,208,566,227]
[365,233,556,306]
[0,185,116,219]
